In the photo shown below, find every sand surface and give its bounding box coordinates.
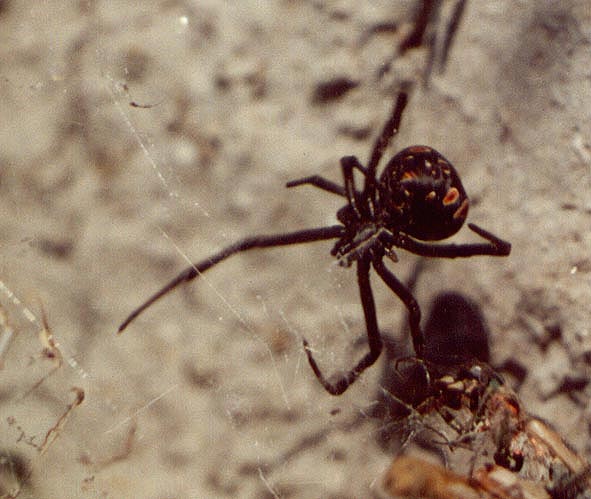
[1,1,590,498]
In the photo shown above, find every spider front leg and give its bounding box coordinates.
[118,225,345,332]
[303,256,383,395]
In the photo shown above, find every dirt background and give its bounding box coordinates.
[1,1,590,498]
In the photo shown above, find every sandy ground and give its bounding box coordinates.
[1,1,590,498]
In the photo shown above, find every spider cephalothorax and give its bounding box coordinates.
[119,91,510,396]
[331,145,470,268]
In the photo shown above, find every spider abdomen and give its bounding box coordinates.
[378,146,469,241]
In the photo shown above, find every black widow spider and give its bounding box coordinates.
[118,91,510,395]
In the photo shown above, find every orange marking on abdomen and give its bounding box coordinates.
[401,170,418,180]
[453,198,469,219]
[406,145,432,154]
[442,187,460,206]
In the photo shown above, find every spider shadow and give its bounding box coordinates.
[371,271,493,451]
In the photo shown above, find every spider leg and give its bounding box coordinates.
[285,175,346,197]
[372,258,424,357]
[466,223,512,253]
[394,223,511,258]
[286,157,368,199]
[340,156,367,218]
[399,0,438,54]
[364,92,408,198]
[339,156,368,176]
[303,256,383,395]
[118,225,345,332]
[437,0,468,74]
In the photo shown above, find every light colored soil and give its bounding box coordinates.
[1,1,590,498]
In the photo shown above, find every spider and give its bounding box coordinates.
[118,91,510,395]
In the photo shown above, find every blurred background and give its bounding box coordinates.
[0,1,590,497]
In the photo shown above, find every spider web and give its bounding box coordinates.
[3,1,589,498]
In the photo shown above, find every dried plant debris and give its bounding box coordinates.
[0,306,15,369]
[0,453,30,499]
[374,286,589,498]
[4,388,85,499]
[383,455,552,499]
[379,360,590,499]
